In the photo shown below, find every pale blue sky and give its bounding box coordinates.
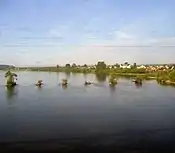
[0,0,175,66]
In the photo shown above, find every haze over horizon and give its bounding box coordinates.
[0,0,175,66]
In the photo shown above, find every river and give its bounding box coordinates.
[0,71,175,152]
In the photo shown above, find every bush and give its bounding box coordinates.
[169,70,175,81]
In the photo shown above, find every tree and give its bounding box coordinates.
[96,61,106,69]
[5,70,18,86]
[115,63,120,68]
[133,63,137,68]
[65,64,71,68]
[72,63,77,68]
[124,62,129,65]
[56,65,59,68]
[169,70,175,81]
[83,64,88,67]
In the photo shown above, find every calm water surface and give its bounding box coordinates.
[0,71,175,151]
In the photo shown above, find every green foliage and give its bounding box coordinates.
[15,63,175,85]
[169,70,175,81]
[72,63,77,68]
[156,70,175,85]
[109,76,117,86]
[5,70,17,86]
[5,70,11,78]
[65,64,71,68]
[114,63,120,68]
[96,61,106,70]
[109,68,146,74]
[133,63,137,68]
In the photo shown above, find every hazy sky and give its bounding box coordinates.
[0,0,175,66]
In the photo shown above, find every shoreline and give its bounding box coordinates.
[1,69,175,87]
[1,69,175,85]
[0,69,158,79]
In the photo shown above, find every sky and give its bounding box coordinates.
[0,0,175,66]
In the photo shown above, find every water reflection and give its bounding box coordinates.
[36,85,43,91]
[72,72,77,76]
[95,73,107,82]
[109,85,116,92]
[6,86,18,100]
[62,84,68,90]
[134,82,143,88]
[158,83,175,88]
[83,73,87,80]
[56,72,59,80]
[65,72,71,79]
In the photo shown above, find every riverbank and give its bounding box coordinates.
[109,72,157,79]
[0,68,159,79]
[157,79,175,86]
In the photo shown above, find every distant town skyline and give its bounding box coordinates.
[0,0,175,66]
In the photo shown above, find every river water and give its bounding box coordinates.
[0,71,175,152]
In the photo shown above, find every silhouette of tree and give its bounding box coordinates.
[124,62,129,65]
[72,63,77,67]
[96,61,106,70]
[83,64,88,67]
[115,63,120,68]
[65,64,71,67]
[133,63,137,68]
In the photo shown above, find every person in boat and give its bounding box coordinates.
[35,80,43,86]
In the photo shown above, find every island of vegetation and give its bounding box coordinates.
[5,70,18,87]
